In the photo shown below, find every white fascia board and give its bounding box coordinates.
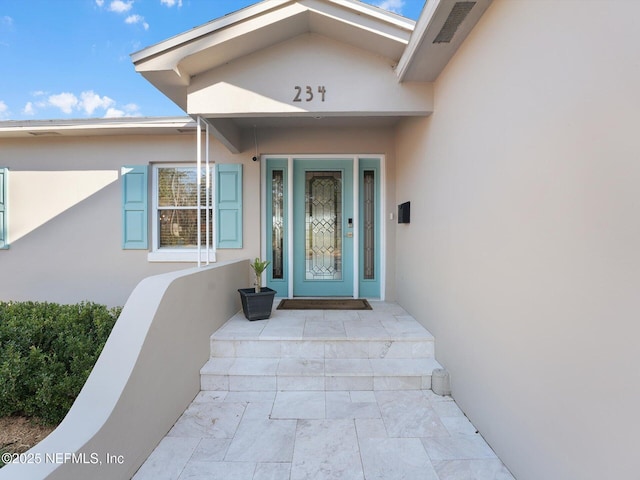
[132,0,414,69]
[304,0,413,44]
[133,3,309,75]
[395,0,493,83]
[0,117,195,138]
[324,0,415,29]
[130,0,292,65]
[395,0,442,82]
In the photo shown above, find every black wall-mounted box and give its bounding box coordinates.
[398,201,410,224]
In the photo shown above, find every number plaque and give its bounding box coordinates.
[293,86,326,102]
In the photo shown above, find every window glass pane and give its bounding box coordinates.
[158,167,209,207]
[158,208,213,248]
[271,170,284,279]
[363,170,375,279]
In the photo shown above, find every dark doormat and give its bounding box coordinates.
[277,299,372,310]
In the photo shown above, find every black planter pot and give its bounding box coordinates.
[238,287,276,321]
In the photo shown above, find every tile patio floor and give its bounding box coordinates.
[132,303,515,480]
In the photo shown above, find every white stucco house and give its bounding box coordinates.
[0,0,638,479]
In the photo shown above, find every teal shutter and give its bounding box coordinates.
[121,165,148,249]
[216,164,243,248]
[0,168,7,249]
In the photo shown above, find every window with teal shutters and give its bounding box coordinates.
[0,168,7,249]
[216,164,243,248]
[122,165,148,249]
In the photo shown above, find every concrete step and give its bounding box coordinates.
[200,356,442,392]
[201,305,441,392]
[210,338,435,359]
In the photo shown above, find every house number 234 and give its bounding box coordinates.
[293,86,326,102]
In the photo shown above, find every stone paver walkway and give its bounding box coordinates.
[133,303,515,480]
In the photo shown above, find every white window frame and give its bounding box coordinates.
[148,163,216,263]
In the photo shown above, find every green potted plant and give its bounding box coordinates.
[238,258,276,321]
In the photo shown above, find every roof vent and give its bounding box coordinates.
[433,1,476,44]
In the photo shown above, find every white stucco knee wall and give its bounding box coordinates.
[0,259,249,480]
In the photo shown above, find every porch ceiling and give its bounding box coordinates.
[229,115,401,129]
[196,113,405,155]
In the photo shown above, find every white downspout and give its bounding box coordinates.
[196,117,202,268]
[205,121,211,266]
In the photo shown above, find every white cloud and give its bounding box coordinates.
[374,0,404,14]
[104,108,125,118]
[80,90,115,115]
[125,14,141,24]
[1,16,13,44]
[0,100,9,119]
[108,0,133,14]
[100,0,148,29]
[48,92,79,114]
[125,14,149,30]
[123,103,140,114]
[44,90,120,116]
[21,90,139,118]
[104,102,141,118]
[160,0,182,7]
[23,102,35,115]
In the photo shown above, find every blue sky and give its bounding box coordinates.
[0,0,425,121]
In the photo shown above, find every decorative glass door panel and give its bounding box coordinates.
[272,170,285,279]
[293,159,353,297]
[358,158,381,298]
[265,159,288,296]
[305,171,342,281]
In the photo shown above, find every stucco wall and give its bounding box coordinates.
[0,134,200,306]
[394,1,640,479]
[0,259,247,480]
[0,125,397,305]
[189,33,432,117]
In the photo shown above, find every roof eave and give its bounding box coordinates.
[130,0,414,66]
[396,0,492,83]
[0,116,196,138]
[131,0,415,112]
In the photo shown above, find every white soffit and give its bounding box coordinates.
[396,0,492,82]
[131,0,415,110]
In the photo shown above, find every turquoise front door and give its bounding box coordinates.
[264,156,381,298]
[293,159,354,296]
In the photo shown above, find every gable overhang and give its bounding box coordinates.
[131,0,414,111]
[132,0,493,154]
[396,0,493,82]
[131,0,432,153]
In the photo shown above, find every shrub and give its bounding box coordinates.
[0,302,120,425]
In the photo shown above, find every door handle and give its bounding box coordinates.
[346,232,353,238]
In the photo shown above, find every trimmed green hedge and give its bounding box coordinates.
[0,302,121,425]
